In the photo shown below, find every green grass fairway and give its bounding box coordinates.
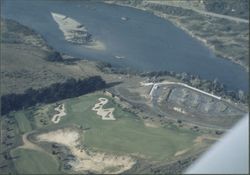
[14,111,32,134]
[54,92,199,161]
[11,148,60,174]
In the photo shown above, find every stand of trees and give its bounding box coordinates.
[1,76,106,115]
[45,51,63,62]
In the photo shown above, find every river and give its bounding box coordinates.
[2,0,248,91]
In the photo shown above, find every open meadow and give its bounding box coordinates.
[2,91,216,174]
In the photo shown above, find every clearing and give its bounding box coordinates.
[43,92,201,161]
[10,148,60,174]
[7,92,213,174]
[36,128,135,174]
[14,111,32,134]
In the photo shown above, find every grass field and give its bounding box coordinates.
[52,92,199,161]
[14,111,32,134]
[6,92,203,174]
[10,148,60,174]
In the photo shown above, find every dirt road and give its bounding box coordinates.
[147,1,249,24]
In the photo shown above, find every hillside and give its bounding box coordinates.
[0,19,104,95]
[203,0,249,20]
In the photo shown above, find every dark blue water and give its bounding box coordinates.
[2,0,248,91]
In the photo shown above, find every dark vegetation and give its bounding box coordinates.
[1,76,106,115]
[203,0,249,19]
[144,2,196,17]
[45,51,63,62]
[124,155,198,174]
[1,18,37,43]
[96,61,112,72]
[1,18,48,48]
[96,61,137,75]
[1,18,63,62]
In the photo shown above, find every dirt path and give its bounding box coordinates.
[194,135,219,144]
[18,132,44,152]
[146,1,249,24]
[174,148,190,157]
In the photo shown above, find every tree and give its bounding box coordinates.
[181,72,188,82]
[1,76,106,115]
[238,90,246,102]
[46,51,63,62]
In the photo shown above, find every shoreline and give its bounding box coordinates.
[104,1,248,72]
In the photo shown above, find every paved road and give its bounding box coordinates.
[142,81,222,100]
[192,8,249,24]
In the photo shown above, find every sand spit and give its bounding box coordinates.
[51,12,105,50]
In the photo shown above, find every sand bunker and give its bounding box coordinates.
[174,148,189,157]
[92,98,116,120]
[173,107,187,114]
[51,104,66,123]
[144,120,159,128]
[51,12,105,50]
[37,128,135,174]
[194,135,218,144]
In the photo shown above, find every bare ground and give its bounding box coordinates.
[36,128,135,174]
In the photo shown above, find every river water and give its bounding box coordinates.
[2,0,248,91]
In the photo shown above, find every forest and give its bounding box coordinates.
[1,76,106,115]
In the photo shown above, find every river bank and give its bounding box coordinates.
[104,1,249,72]
[2,0,248,91]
